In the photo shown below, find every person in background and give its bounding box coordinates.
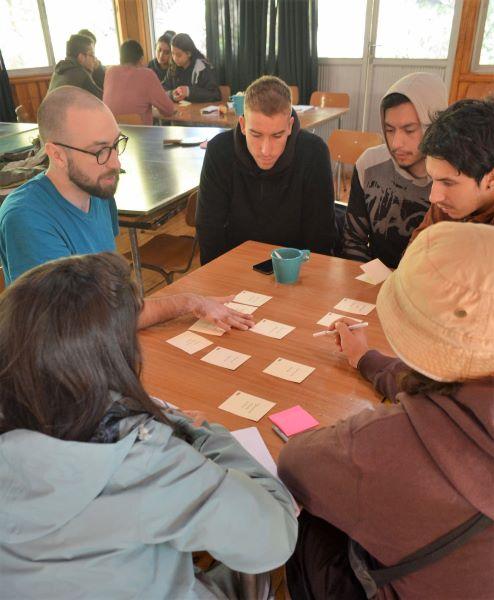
[279,220,494,599]
[78,28,106,88]
[49,34,103,99]
[0,86,252,331]
[148,30,175,83]
[164,33,220,103]
[0,252,298,599]
[342,72,448,268]
[103,40,174,125]
[408,97,494,244]
[197,75,338,264]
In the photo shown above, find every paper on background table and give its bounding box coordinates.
[317,311,362,327]
[263,357,315,383]
[219,390,275,421]
[225,301,258,315]
[334,298,376,316]
[201,346,251,370]
[189,319,225,336]
[359,258,392,285]
[166,331,213,354]
[269,405,319,436]
[234,290,273,307]
[250,319,295,339]
[178,100,191,106]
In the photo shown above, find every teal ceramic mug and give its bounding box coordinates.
[271,248,310,284]
[230,94,245,116]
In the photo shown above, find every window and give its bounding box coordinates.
[375,0,456,60]
[0,0,119,71]
[479,0,494,65]
[317,0,367,58]
[149,0,207,55]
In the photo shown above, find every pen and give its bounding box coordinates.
[272,425,289,443]
[312,322,369,337]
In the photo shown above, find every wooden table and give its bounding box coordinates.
[140,241,393,459]
[157,103,349,130]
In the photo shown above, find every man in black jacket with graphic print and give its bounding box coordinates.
[197,76,338,264]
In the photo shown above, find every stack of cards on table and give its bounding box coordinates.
[333,298,375,315]
[355,258,392,285]
[269,405,319,437]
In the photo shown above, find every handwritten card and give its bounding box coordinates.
[166,331,213,355]
[189,319,225,336]
[334,298,376,316]
[225,301,258,315]
[234,290,273,307]
[269,405,319,436]
[250,319,295,339]
[317,311,362,327]
[219,391,275,421]
[358,259,392,285]
[201,346,251,370]
[263,357,315,383]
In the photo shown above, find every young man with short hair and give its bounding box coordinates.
[49,34,103,99]
[342,72,448,268]
[0,86,253,331]
[409,98,494,243]
[78,29,106,88]
[196,75,338,264]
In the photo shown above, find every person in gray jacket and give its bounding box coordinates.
[0,252,298,599]
[48,34,103,99]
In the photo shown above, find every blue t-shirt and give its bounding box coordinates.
[0,173,119,284]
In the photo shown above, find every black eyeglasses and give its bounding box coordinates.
[53,135,128,165]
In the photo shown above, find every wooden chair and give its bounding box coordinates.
[0,267,5,293]
[328,129,383,201]
[15,105,31,123]
[125,191,198,288]
[114,113,143,125]
[219,85,231,102]
[310,91,350,128]
[289,85,299,104]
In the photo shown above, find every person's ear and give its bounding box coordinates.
[288,115,294,134]
[484,166,494,190]
[45,142,68,169]
[239,115,246,136]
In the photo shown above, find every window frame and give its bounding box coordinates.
[471,0,494,72]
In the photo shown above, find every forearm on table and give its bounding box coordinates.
[138,292,203,329]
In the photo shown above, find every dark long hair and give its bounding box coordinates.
[0,253,165,441]
[168,33,207,76]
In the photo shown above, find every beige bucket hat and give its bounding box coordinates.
[377,221,494,382]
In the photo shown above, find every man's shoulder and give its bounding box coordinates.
[206,130,234,158]
[0,175,51,222]
[296,129,327,152]
[356,144,390,172]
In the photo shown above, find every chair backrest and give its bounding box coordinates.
[289,85,299,105]
[219,85,231,103]
[15,105,31,123]
[185,190,198,228]
[114,113,143,125]
[328,129,383,165]
[310,91,350,109]
[0,267,5,293]
[464,82,494,100]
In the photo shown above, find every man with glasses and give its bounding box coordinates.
[0,86,253,331]
[49,34,103,99]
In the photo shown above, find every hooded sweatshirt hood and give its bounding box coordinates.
[380,72,448,182]
[54,57,88,75]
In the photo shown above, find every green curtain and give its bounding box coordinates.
[206,0,318,102]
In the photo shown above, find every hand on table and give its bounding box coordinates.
[193,294,255,331]
[331,318,369,368]
[172,86,189,101]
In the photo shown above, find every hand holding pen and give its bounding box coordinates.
[317,318,370,369]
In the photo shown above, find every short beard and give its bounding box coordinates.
[67,156,119,199]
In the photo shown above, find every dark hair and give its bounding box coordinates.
[0,253,166,441]
[381,92,411,114]
[169,33,206,75]
[120,39,144,65]
[66,34,93,59]
[157,30,175,46]
[420,98,494,184]
[399,370,460,396]
[78,29,96,43]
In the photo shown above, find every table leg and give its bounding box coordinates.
[129,228,144,296]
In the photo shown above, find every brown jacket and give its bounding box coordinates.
[279,350,494,599]
[409,203,494,245]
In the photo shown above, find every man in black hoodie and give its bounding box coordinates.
[197,76,338,264]
[49,34,102,99]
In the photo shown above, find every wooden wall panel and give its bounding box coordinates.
[11,76,51,122]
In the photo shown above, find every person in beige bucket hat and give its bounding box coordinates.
[278,220,494,600]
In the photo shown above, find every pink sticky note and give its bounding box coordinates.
[269,405,319,436]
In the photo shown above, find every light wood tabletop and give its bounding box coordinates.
[156,103,348,130]
[139,241,394,459]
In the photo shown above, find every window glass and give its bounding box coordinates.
[480,0,494,65]
[44,0,119,65]
[150,0,207,57]
[375,0,455,59]
[0,0,49,69]
[317,0,367,58]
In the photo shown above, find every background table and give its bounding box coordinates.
[140,241,394,459]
